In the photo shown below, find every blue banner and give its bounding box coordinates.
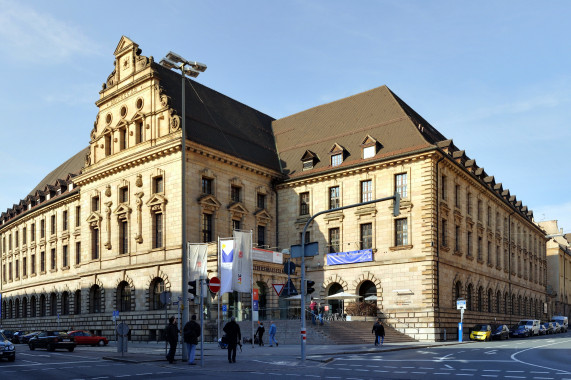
[326,249,373,266]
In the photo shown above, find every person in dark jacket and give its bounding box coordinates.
[372,318,385,347]
[255,322,265,346]
[223,316,242,363]
[165,315,179,363]
[183,314,201,365]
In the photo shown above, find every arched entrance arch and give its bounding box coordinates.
[327,282,343,315]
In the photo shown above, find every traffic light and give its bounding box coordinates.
[306,280,315,295]
[188,280,197,299]
[393,191,401,217]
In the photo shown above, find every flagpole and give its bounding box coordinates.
[250,230,254,348]
[217,236,221,342]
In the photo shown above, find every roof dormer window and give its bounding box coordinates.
[300,150,319,171]
[363,145,376,159]
[328,143,347,167]
[331,153,342,167]
[361,135,380,160]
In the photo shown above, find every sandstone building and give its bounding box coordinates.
[0,37,549,341]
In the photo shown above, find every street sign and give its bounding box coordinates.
[283,261,296,274]
[253,300,259,311]
[456,299,466,310]
[272,283,285,296]
[209,276,221,293]
[222,305,227,312]
[281,278,298,297]
[290,242,319,258]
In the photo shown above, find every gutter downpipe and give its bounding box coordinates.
[508,211,515,326]
[435,154,445,340]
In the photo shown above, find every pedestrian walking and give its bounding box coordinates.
[318,303,324,325]
[183,314,201,365]
[269,321,279,347]
[255,322,265,346]
[165,315,179,363]
[372,318,385,347]
[223,316,242,363]
[310,298,317,325]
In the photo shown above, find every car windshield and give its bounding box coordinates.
[493,325,503,331]
[473,325,488,331]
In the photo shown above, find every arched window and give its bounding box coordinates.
[15,298,20,319]
[117,281,131,312]
[487,289,493,313]
[89,285,102,313]
[22,297,28,318]
[511,294,516,316]
[496,291,501,314]
[30,296,37,318]
[1,300,6,319]
[8,299,13,319]
[504,292,509,315]
[74,290,82,315]
[477,286,483,312]
[455,281,462,304]
[40,294,46,317]
[466,284,473,311]
[150,278,165,310]
[50,293,58,316]
[61,292,69,315]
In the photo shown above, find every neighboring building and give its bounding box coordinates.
[0,36,549,341]
[539,220,571,318]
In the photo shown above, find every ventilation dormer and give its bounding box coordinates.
[329,143,348,167]
[360,135,381,159]
[301,150,319,171]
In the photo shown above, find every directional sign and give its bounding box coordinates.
[272,283,285,297]
[456,299,466,310]
[209,276,221,293]
[290,242,319,258]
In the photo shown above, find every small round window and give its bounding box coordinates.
[105,113,112,124]
[120,106,128,118]
[136,98,143,110]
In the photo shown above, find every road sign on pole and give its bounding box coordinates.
[272,283,285,296]
[209,276,221,293]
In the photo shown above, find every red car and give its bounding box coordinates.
[68,330,108,346]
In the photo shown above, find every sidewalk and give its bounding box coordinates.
[101,339,469,369]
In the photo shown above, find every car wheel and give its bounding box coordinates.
[98,340,105,346]
[68,347,75,352]
[29,343,35,351]
[8,355,15,362]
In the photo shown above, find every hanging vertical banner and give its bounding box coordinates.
[232,230,253,292]
[220,238,234,295]
[188,243,208,281]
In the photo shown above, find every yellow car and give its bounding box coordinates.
[469,324,492,341]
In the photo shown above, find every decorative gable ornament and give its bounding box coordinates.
[228,202,248,220]
[86,212,102,228]
[254,208,272,224]
[198,194,221,213]
[146,193,167,213]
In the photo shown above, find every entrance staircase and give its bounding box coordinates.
[307,320,418,345]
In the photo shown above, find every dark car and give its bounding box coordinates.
[11,331,28,344]
[510,324,530,338]
[0,332,16,362]
[0,330,15,342]
[20,332,40,344]
[68,330,108,346]
[542,322,555,335]
[491,324,510,340]
[28,331,76,352]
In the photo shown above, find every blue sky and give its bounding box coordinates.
[0,0,569,232]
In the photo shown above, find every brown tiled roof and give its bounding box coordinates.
[28,147,89,195]
[272,85,447,177]
[153,64,281,173]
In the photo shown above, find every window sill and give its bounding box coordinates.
[389,244,413,251]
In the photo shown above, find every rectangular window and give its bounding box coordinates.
[31,223,35,241]
[331,153,342,167]
[76,242,81,265]
[467,231,472,256]
[487,206,491,227]
[63,245,68,268]
[40,219,45,238]
[328,228,340,253]
[487,241,492,265]
[202,178,213,195]
[299,231,310,244]
[63,210,68,231]
[257,225,266,247]
[51,248,56,270]
[23,256,27,277]
[467,193,472,215]
[92,196,100,212]
[15,231,18,248]
[477,236,483,261]
[395,218,408,246]
[120,127,127,150]
[75,206,81,227]
[91,228,99,259]
[442,219,448,247]
[455,225,460,251]
[496,245,501,268]
[455,185,460,208]
[120,220,128,254]
[40,251,45,273]
[231,186,241,203]
[119,187,129,203]
[8,234,12,250]
[154,213,163,248]
[477,200,482,221]
[202,213,212,243]
[361,180,372,202]
[136,121,144,144]
[9,262,12,281]
[153,176,164,194]
[329,186,340,209]
[15,259,19,279]
[51,215,56,235]
[395,173,408,198]
[363,145,375,159]
[232,219,241,231]
[23,227,27,245]
[31,254,36,274]
[2,264,5,282]
[257,193,266,209]
[441,175,447,200]
[299,192,309,215]
[360,223,372,250]
[105,134,111,156]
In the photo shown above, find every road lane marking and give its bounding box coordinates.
[511,339,571,375]
[481,376,498,378]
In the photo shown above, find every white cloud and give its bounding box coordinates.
[0,0,101,63]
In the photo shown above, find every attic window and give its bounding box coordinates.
[302,160,314,170]
[331,153,342,167]
[120,106,127,118]
[136,98,143,110]
[363,145,376,159]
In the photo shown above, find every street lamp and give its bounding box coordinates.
[160,51,206,363]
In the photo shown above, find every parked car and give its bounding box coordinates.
[538,324,547,335]
[551,316,568,332]
[0,330,15,342]
[20,332,40,344]
[0,332,15,362]
[470,324,492,341]
[552,322,562,334]
[542,322,555,335]
[67,330,108,346]
[510,324,530,338]
[11,331,28,344]
[518,319,540,336]
[491,324,510,340]
[28,331,76,352]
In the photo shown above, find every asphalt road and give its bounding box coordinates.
[0,332,569,379]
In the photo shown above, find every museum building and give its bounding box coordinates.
[0,36,548,341]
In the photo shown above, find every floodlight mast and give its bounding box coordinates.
[160,51,206,366]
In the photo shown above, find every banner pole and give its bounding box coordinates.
[217,237,221,342]
[251,230,254,348]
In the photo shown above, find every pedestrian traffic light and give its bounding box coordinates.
[188,280,197,299]
[306,280,315,295]
[393,191,401,217]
